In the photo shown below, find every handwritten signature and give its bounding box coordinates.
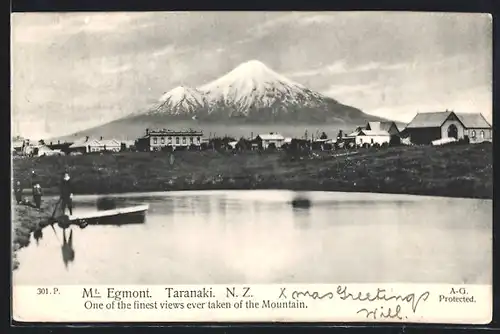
[290,286,430,319]
[356,305,404,320]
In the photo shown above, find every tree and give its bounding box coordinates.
[38,139,45,146]
[320,132,328,139]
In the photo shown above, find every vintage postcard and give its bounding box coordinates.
[11,11,492,324]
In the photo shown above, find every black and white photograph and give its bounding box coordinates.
[11,11,492,288]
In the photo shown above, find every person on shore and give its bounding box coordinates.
[14,180,23,204]
[32,183,43,209]
[60,172,73,216]
[30,170,38,204]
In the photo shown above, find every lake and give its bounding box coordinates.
[12,190,492,285]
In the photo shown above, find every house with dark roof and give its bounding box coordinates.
[346,121,401,146]
[405,111,492,145]
[346,129,392,147]
[456,113,493,143]
[366,121,401,136]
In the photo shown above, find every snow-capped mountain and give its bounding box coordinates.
[198,60,327,114]
[58,60,390,140]
[152,86,206,115]
[137,59,386,125]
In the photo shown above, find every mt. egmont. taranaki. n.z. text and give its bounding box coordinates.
[144,60,383,124]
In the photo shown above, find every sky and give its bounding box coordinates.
[11,11,492,139]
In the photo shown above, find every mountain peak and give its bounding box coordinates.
[233,59,271,72]
[144,59,378,123]
[154,85,205,115]
[159,86,195,103]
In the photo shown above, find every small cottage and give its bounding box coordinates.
[98,139,121,152]
[12,140,24,154]
[455,113,493,144]
[69,137,121,153]
[347,129,391,147]
[254,133,285,150]
[34,145,63,157]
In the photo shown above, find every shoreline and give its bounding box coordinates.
[19,185,493,200]
[12,197,60,271]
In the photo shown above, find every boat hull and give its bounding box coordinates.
[75,211,147,226]
[55,204,149,227]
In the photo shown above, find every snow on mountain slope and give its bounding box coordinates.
[142,59,381,123]
[152,86,206,115]
[197,60,329,114]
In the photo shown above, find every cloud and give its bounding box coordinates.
[287,61,408,78]
[236,12,304,45]
[11,12,152,44]
[11,12,491,138]
[152,45,177,57]
[101,63,132,74]
[287,61,348,77]
[363,85,492,123]
[322,83,380,97]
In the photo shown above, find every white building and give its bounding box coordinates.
[347,129,391,147]
[98,139,121,152]
[69,137,121,153]
[35,145,64,157]
[255,133,285,149]
[141,129,203,151]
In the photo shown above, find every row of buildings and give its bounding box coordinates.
[12,111,492,156]
[135,128,302,151]
[12,136,133,157]
[340,110,492,147]
[134,111,492,152]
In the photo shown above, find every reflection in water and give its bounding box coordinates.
[292,207,311,230]
[13,190,492,285]
[61,228,75,269]
[33,225,43,245]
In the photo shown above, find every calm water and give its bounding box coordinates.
[13,190,492,285]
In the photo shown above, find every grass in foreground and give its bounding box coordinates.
[13,143,492,199]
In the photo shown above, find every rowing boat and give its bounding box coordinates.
[58,204,149,227]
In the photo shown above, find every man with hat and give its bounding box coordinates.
[60,171,73,216]
[30,170,43,209]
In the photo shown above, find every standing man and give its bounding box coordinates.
[33,183,43,209]
[14,180,23,204]
[30,171,43,208]
[60,172,73,216]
